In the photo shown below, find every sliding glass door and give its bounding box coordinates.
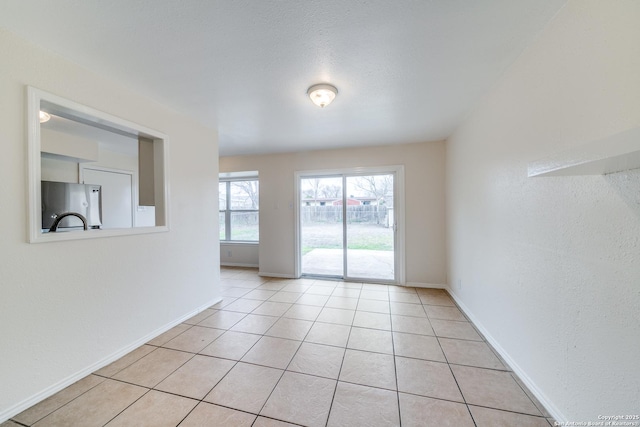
[345,174,394,280]
[299,171,396,282]
[300,176,344,277]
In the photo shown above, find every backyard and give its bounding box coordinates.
[301,222,393,254]
[219,208,395,280]
[301,221,395,280]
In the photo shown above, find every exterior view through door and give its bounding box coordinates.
[300,172,396,282]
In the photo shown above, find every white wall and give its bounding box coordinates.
[220,242,259,267]
[42,148,138,184]
[446,0,640,422]
[0,29,220,420]
[41,156,78,183]
[220,141,446,284]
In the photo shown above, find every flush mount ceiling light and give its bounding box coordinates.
[307,83,338,108]
[39,111,51,123]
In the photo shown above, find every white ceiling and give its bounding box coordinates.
[1,0,566,156]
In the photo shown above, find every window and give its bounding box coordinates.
[219,177,259,241]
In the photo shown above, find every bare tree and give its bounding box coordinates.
[320,184,341,199]
[231,180,259,209]
[218,183,227,209]
[301,179,342,201]
[351,175,393,204]
[351,175,393,225]
[301,178,321,200]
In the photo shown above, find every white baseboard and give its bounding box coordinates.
[0,297,221,424]
[446,288,565,423]
[406,282,448,289]
[258,271,296,279]
[221,262,259,268]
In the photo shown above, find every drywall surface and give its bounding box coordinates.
[42,147,138,184]
[220,242,259,267]
[220,141,446,284]
[0,30,220,420]
[446,0,640,421]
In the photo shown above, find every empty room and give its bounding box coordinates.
[0,1,638,426]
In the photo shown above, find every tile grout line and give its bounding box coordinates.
[426,290,479,427]
[188,287,444,422]
[23,340,202,425]
[247,276,339,425]
[466,403,556,419]
[188,275,316,426]
[102,281,268,425]
[322,281,359,427]
[251,269,549,422]
[389,285,403,426]
[434,332,477,427]
[9,376,108,426]
[101,387,158,426]
[101,336,214,426]
[18,270,549,426]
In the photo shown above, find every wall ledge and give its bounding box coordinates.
[528,127,640,177]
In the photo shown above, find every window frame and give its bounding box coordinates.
[27,86,170,243]
[219,177,259,242]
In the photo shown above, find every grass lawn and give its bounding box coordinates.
[302,222,393,253]
[220,226,258,241]
[221,222,393,251]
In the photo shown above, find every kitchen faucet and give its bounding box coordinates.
[49,212,88,232]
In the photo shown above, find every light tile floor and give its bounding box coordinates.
[4,267,555,427]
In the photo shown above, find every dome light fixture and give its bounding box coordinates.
[39,111,51,123]
[307,83,338,108]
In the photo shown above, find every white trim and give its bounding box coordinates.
[221,262,259,268]
[394,166,406,285]
[31,226,170,243]
[219,170,259,180]
[220,241,259,246]
[27,86,170,243]
[0,297,220,424]
[293,175,302,278]
[259,272,296,279]
[294,165,406,284]
[406,282,448,289]
[447,288,563,423]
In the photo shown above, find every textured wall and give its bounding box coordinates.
[0,30,220,420]
[446,0,640,421]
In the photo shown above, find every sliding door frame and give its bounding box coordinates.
[294,165,405,285]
